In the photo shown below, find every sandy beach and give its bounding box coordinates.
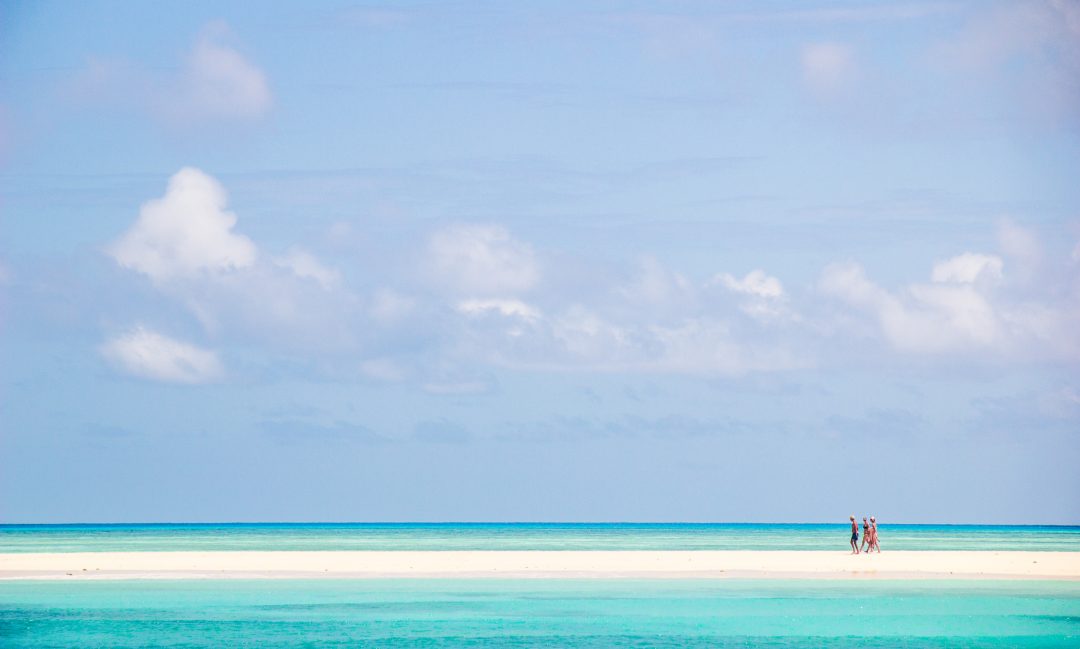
[2,550,1077,580]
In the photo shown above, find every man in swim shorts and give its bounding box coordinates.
[849,515,859,554]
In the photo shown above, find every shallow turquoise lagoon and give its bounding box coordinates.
[1,579,1077,647]
[3,523,1079,552]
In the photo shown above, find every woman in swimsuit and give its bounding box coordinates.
[860,517,871,553]
[849,515,859,554]
[870,516,880,553]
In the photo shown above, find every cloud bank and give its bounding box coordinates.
[102,169,1080,385]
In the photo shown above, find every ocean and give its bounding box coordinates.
[2,522,1079,552]
[2,524,1078,647]
[1,578,1077,647]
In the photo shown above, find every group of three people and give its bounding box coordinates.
[849,515,880,554]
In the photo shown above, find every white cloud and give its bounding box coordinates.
[72,22,270,124]
[549,306,633,362]
[819,262,884,307]
[716,269,784,298]
[427,224,539,295]
[930,253,1003,284]
[457,298,541,321]
[713,269,791,322]
[622,256,695,308]
[457,298,542,339]
[434,255,805,376]
[107,167,257,282]
[821,261,1002,353]
[168,22,272,120]
[816,237,1080,359]
[997,219,1041,269]
[801,42,857,95]
[903,283,1001,347]
[107,169,356,353]
[101,326,223,383]
[464,300,804,376]
[274,247,341,289]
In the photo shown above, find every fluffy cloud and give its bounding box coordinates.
[716,270,784,298]
[427,224,539,295]
[452,255,806,376]
[820,230,1078,359]
[547,306,632,364]
[456,298,542,340]
[101,169,1080,383]
[801,42,857,96]
[457,298,541,321]
[107,167,257,282]
[820,261,1001,353]
[100,327,223,383]
[930,253,1003,284]
[274,248,341,289]
[713,269,791,322]
[106,168,356,356]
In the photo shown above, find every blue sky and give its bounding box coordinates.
[1,0,1078,523]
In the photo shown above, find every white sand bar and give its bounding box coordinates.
[2,551,1078,580]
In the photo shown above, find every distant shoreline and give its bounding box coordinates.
[4,522,1079,527]
[3,550,1078,581]
[5,523,1077,553]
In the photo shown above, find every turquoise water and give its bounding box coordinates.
[3,523,1078,552]
[1,579,1077,647]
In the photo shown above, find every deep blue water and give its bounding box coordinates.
[1,579,1077,648]
[2,522,1078,552]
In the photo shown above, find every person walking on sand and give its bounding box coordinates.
[860,517,871,553]
[849,515,860,554]
[870,516,880,553]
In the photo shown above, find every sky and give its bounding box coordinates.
[1,0,1078,524]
